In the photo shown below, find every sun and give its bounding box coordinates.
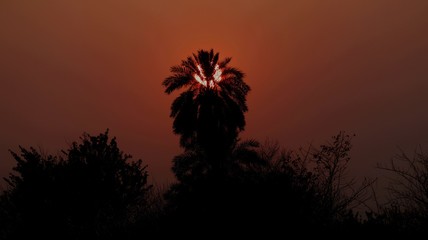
[193,64,223,88]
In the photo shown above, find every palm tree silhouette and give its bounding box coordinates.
[163,49,250,171]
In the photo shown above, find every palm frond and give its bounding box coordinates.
[218,81,249,112]
[182,57,198,72]
[218,57,232,68]
[222,67,244,79]
[170,91,194,117]
[212,52,219,66]
[163,74,192,94]
[170,65,186,74]
[209,49,214,61]
[172,149,206,182]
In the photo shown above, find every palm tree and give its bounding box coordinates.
[163,49,251,168]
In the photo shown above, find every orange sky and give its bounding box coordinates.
[1,0,428,185]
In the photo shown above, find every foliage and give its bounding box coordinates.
[164,133,374,235]
[309,132,374,222]
[0,131,152,239]
[374,147,428,233]
[163,49,250,170]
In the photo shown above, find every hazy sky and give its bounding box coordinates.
[1,0,427,186]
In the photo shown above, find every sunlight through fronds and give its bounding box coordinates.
[193,64,223,88]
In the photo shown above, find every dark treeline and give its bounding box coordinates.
[1,131,427,239]
[1,49,427,238]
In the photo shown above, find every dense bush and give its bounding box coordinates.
[0,131,152,239]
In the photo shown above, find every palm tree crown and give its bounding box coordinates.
[163,49,250,160]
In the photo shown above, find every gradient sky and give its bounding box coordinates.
[1,0,427,187]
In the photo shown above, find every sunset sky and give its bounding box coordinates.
[1,0,427,186]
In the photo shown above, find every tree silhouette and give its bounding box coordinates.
[0,131,152,239]
[170,139,262,183]
[310,132,373,223]
[163,49,250,172]
[161,52,376,235]
[164,139,261,207]
[161,133,376,236]
[375,147,428,233]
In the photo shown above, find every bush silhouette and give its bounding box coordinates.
[162,133,373,237]
[372,147,428,234]
[0,131,152,239]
